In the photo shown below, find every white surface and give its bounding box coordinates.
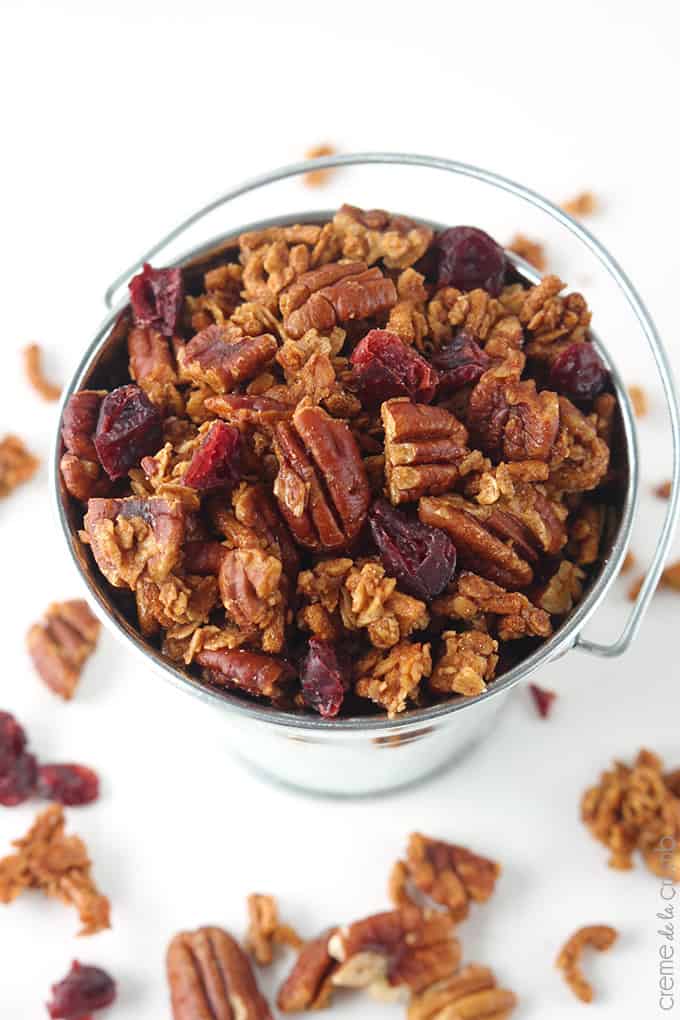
[1,0,679,1016]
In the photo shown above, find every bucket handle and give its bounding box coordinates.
[102,152,680,657]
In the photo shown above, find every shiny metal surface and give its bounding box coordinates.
[52,154,680,794]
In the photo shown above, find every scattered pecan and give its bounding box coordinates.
[303,144,336,188]
[430,630,499,696]
[433,571,551,643]
[245,894,303,966]
[278,930,338,1012]
[26,600,100,700]
[197,647,294,702]
[556,924,617,1003]
[508,233,546,271]
[23,343,61,401]
[0,804,110,935]
[273,404,370,551]
[128,325,182,412]
[408,963,517,1020]
[354,641,431,716]
[282,262,397,340]
[177,325,277,392]
[382,397,484,505]
[167,926,272,1020]
[628,384,648,417]
[83,495,186,588]
[332,204,433,269]
[329,906,460,998]
[396,833,501,921]
[0,433,39,499]
[561,191,598,217]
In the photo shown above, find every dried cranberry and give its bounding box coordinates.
[434,226,506,296]
[549,343,608,404]
[183,421,241,491]
[128,262,183,337]
[0,751,37,807]
[432,330,492,392]
[0,711,26,773]
[94,384,163,481]
[38,764,99,806]
[301,639,349,719]
[350,330,439,407]
[47,960,116,1019]
[368,499,457,600]
[529,683,557,719]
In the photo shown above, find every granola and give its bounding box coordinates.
[556,924,617,1003]
[23,343,62,401]
[59,205,623,718]
[0,434,39,498]
[303,144,336,188]
[561,191,598,217]
[507,234,546,272]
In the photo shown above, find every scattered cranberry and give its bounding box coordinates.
[368,499,457,600]
[432,330,492,392]
[0,710,26,772]
[38,764,99,806]
[301,639,349,719]
[47,960,116,1019]
[128,262,183,337]
[350,330,439,407]
[94,384,163,481]
[529,683,557,719]
[434,226,506,296]
[0,751,37,807]
[183,421,241,491]
[549,343,608,404]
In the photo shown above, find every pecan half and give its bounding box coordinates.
[430,630,499,696]
[329,906,460,998]
[278,930,338,1012]
[83,495,186,588]
[400,833,501,922]
[282,262,397,339]
[27,600,101,700]
[273,404,370,551]
[196,648,294,701]
[128,324,182,412]
[408,963,517,1020]
[219,548,286,653]
[167,926,272,1020]
[177,325,277,392]
[382,398,484,505]
[556,924,617,1003]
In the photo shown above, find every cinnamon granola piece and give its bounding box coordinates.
[0,804,110,935]
[23,343,62,401]
[430,630,499,697]
[332,204,433,270]
[520,275,591,347]
[433,571,551,643]
[550,397,609,492]
[386,269,429,348]
[561,191,598,217]
[399,833,501,921]
[83,495,185,588]
[277,930,338,1012]
[135,574,218,638]
[341,559,429,649]
[536,560,585,614]
[26,600,100,700]
[354,641,431,716]
[508,233,546,272]
[628,384,648,417]
[0,434,39,498]
[655,480,672,499]
[620,550,636,574]
[296,558,353,640]
[303,144,336,188]
[408,964,517,1020]
[245,894,303,967]
[556,925,617,1003]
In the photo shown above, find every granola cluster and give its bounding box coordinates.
[59,206,622,718]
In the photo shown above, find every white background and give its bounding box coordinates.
[1,1,679,1016]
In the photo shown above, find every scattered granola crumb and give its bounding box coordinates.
[655,480,672,499]
[508,233,546,272]
[0,804,110,935]
[27,600,101,700]
[662,560,680,590]
[529,683,557,718]
[561,191,598,217]
[620,550,636,574]
[556,924,617,1002]
[627,574,644,601]
[245,893,303,966]
[23,343,62,401]
[627,384,648,417]
[303,145,337,188]
[0,434,39,498]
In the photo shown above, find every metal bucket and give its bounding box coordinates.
[52,153,680,795]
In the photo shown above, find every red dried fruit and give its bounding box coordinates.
[529,683,557,718]
[431,330,492,392]
[350,329,439,407]
[434,226,507,295]
[38,764,100,806]
[47,960,116,1019]
[183,421,241,492]
[0,710,26,773]
[94,384,163,481]
[128,262,183,337]
[549,343,608,404]
[369,499,457,600]
[301,638,349,718]
[0,751,38,807]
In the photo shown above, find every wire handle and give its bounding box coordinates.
[103,152,680,656]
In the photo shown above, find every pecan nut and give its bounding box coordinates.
[282,262,397,339]
[277,930,338,1012]
[177,325,278,392]
[83,496,186,588]
[196,648,294,702]
[273,404,370,551]
[408,963,518,1020]
[382,397,484,504]
[27,600,101,700]
[219,548,286,653]
[59,390,109,501]
[556,924,617,1003]
[128,324,182,412]
[167,926,272,1020]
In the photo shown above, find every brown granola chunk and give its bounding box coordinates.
[83,495,185,588]
[561,191,598,217]
[26,599,100,700]
[23,343,62,401]
[219,547,286,653]
[245,894,303,967]
[303,144,336,188]
[278,930,338,1012]
[135,574,218,638]
[556,925,617,1003]
[628,383,648,417]
[508,234,546,272]
[0,804,110,935]
[433,572,552,642]
[354,641,431,716]
[430,630,499,696]
[550,397,610,492]
[332,204,433,269]
[0,434,39,498]
[520,275,591,347]
[60,390,107,501]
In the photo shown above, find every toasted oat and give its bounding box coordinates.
[0,434,39,498]
[0,804,110,935]
[303,145,337,188]
[27,599,101,700]
[561,191,598,217]
[508,233,546,272]
[23,343,62,401]
[556,925,617,1002]
[627,384,648,417]
[245,893,303,966]
[655,480,672,499]
[620,550,636,574]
